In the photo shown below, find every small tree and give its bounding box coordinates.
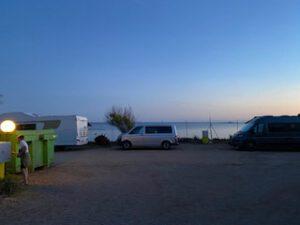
[106,106,136,133]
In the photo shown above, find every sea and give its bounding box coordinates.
[88,122,245,142]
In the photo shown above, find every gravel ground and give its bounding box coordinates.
[0,144,300,225]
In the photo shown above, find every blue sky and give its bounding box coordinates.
[1,0,300,121]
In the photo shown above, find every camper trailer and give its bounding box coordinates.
[0,112,89,146]
[38,115,88,146]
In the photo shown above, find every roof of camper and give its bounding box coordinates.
[38,115,88,120]
[0,112,87,122]
[0,112,38,122]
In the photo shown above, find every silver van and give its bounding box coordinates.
[121,125,179,150]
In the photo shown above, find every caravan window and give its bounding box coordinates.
[16,124,36,130]
[43,120,61,129]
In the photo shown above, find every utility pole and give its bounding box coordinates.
[185,121,188,137]
[209,114,213,140]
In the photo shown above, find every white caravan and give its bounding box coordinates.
[38,115,88,146]
[0,112,89,146]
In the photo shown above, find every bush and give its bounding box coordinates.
[0,175,21,196]
[193,136,202,144]
[94,135,111,146]
[179,137,194,143]
[106,106,135,133]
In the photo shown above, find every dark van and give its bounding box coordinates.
[229,115,300,149]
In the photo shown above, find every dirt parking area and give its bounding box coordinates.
[0,144,300,225]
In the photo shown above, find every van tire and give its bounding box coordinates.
[122,141,132,150]
[243,141,256,151]
[162,141,171,150]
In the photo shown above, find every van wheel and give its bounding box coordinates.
[162,141,171,150]
[122,141,131,150]
[245,141,256,151]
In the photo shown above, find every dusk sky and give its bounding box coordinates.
[1,0,300,122]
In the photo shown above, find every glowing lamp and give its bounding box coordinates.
[0,120,16,133]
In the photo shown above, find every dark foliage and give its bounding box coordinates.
[106,106,135,133]
[95,135,111,146]
[0,175,21,196]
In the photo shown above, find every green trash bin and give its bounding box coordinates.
[0,130,56,173]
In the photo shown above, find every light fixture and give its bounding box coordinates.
[0,120,16,133]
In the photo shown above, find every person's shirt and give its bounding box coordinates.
[18,140,29,157]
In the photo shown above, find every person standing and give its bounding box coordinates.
[17,135,31,185]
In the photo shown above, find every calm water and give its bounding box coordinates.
[89,122,245,141]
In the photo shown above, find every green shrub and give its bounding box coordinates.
[0,174,21,196]
[106,106,135,133]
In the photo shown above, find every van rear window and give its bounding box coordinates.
[268,123,300,132]
[145,126,172,134]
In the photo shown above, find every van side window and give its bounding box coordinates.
[268,123,300,132]
[253,123,264,134]
[290,123,300,132]
[129,126,143,134]
[145,126,172,134]
[257,124,264,133]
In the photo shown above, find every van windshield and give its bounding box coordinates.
[129,126,143,134]
[240,122,255,132]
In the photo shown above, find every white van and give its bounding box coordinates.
[121,125,179,150]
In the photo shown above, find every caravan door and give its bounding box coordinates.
[76,117,88,145]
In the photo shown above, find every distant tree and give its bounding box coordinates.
[106,106,136,133]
